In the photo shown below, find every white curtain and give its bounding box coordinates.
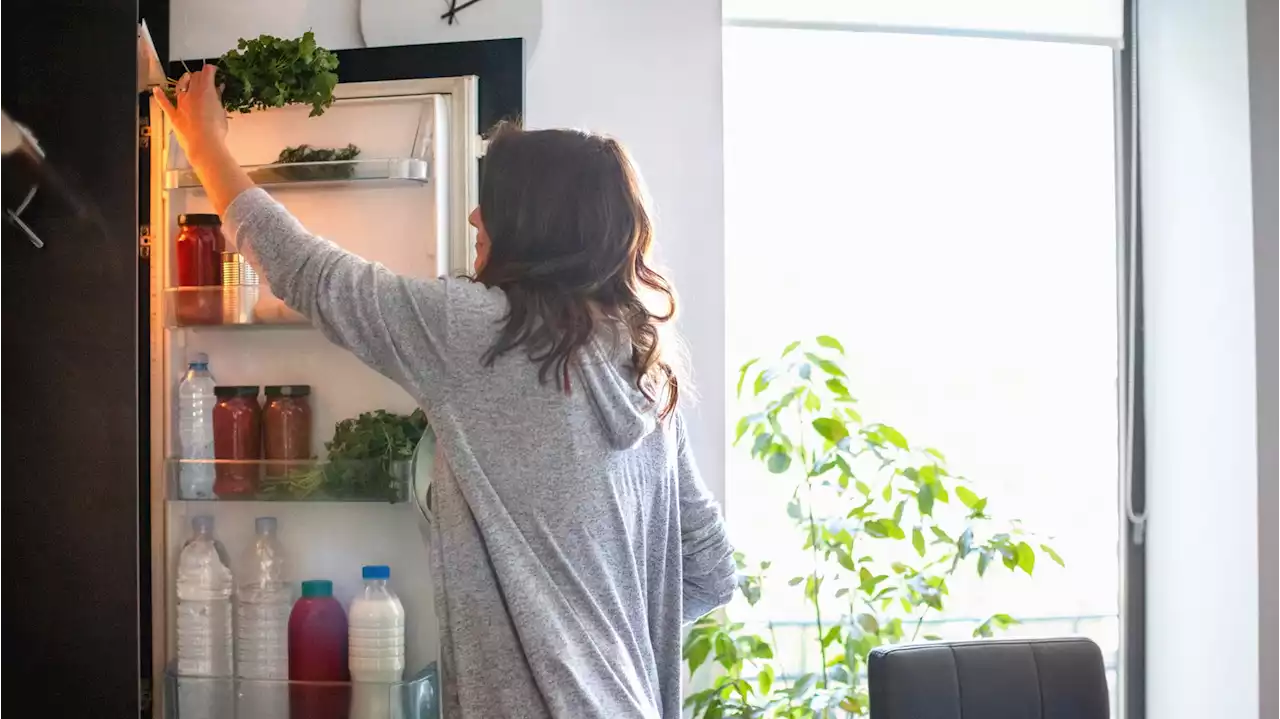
[723,0,1124,46]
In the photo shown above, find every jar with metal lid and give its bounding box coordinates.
[212,385,262,497]
[176,213,226,325]
[263,385,312,480]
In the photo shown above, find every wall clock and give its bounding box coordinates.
[359,0,541,53]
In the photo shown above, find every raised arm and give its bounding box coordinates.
[675,414,737,623]
[154,66,453,399]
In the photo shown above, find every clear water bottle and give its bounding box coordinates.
[177,354,217,499]
[175,516,234,719]
[350,565,406,719]
[237,517,291,719]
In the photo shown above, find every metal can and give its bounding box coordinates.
[221,252,260,324]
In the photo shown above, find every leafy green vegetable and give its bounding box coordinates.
[166,32,340,118]
[260,408,428,501]
[249,144,361,182]
[219,32,340,117]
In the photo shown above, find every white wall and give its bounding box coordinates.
[1139,0,1267,716]
[167,0,728,503]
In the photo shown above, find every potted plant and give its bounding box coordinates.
[684,336,1064,718]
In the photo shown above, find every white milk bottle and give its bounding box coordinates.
[349,565,406,719]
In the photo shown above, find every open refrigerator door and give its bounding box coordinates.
[147,76,479,719]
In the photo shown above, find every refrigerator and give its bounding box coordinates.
[3,11,519,717]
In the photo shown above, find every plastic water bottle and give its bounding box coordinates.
[178,354,217,499]
[176,515,234,719]
[237,517,291,719]
[349,565,406,719]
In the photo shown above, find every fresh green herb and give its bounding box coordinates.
[275,144,361,164]
[260,408,428,501]
[249,144,362,183]
[219,32,339,117]
[164,32,340,118]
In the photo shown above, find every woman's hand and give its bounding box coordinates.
[152,64,254,218]
[153,65,227,167]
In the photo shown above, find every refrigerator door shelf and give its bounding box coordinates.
[165,158,431,191]
[163,286,311,329]
[168,458,413,503]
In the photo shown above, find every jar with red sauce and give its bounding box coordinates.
[264,385,312,480]
[175,213,226,325]
[213,385,262,497]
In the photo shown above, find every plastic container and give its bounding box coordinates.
[177,355,217,499]
[175,516,235,719]
[176,515,234,677]
[264,385,312,480]
[289,579,351,719]
[349,565,406,719]
[236,517,291,719]
[212,386,261,497]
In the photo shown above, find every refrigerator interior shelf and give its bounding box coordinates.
[164,158,431,190]
[163,664,439,717]
[163,286,311,329]
[168,458,412,503]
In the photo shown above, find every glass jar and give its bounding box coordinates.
[264,385,312,480]
[212,385,261,497]
[176,213,226,325]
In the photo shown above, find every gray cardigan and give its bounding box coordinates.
[226,188,736,718]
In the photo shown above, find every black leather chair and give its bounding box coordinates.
[868,637,1109,719]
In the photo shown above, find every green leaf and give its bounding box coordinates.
[804,352,848,378]
[1016,541,1036,575]
[892,500,906,525]
[798,363,812,381]
[856,612,880,634]
[816,335,846,354]
[1041,544,1066,567]
[753,368,776,396]
[733,416,751,445]
[958,527,974,558]
[812,417,849,443]
[736,358,759,397]
[977,549,992,576]
[803,391,822,412]
[686,636,712,674]
[821,625,843,647]
[758,664,774,696]
[781,341,801,357]
[925,447,947,462]
[767,452,792,474]
[955,485,982,509]
[930,526,954,544]
[877,424,909,450]
[751,432,773,459]
[826,378,852,398]
[912,527,926,557]
[790,674,818,699]
[917,482,935,516]
[804,575,820,602]
[786,498,803,520]
[855,479,872,497]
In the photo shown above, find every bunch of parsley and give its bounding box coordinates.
[217,31,340,117]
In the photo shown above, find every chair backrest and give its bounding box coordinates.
[867,637,1110,719]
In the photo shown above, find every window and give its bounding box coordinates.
[723,27,1122,713]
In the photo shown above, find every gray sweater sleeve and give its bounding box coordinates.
[676,415,737,622]
[224,187,453,403]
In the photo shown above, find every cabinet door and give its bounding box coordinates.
[2,1,143,717]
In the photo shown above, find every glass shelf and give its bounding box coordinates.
[168,458,412,503]
[164,286,310,329]
[165,158,431,190]
[163,663,439,719]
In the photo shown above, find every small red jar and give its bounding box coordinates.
[212,385,261,497]
[175,213,226,325]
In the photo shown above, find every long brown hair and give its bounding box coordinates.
[474,123,680,419]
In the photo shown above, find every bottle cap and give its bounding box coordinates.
[189,352,209,367]
[301,579,334,598]
[265,385,312,397]
[214,385,260,398]
[191,515,214,534]
[178,213,221,227]
[255,517,277,534]
[362,565,390,580]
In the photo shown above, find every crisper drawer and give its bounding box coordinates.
[163,664,440,719]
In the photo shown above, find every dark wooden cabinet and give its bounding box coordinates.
[2,1,144,716]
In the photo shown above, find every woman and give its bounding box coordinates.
[156,67,735,718]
